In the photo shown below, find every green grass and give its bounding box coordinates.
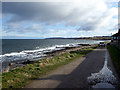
[2,45,97,89]
[104,41,111,44]
[107,44,120,75]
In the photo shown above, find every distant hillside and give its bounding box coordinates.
[2,36,112,40]
[45,37,65,39]
[90,36,112,40]
[46,36,112,40]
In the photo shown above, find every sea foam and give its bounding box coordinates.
[0,43,81,63]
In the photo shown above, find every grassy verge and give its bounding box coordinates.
[2,45,97,88]
[104,41,111,44]
[107,44,120,75]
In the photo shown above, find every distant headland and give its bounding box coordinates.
[46,36,112,40]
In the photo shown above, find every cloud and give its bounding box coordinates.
[2,0,118,37]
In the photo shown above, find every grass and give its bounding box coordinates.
[104,41,111,44]
[2,45,97,89]
[107,44,120,75]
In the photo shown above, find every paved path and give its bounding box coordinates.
[26,47,120,88]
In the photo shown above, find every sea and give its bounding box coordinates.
[0,39,109,64]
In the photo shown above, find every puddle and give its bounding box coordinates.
[87,49,117,88]
[93,83,115,88]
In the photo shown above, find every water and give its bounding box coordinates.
[2,39,106,55]
[0,39,109,72]
[92,83,115,88]
[87,48,117,88]
[1,39,108,63]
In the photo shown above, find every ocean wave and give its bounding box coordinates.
[0,43,81,63]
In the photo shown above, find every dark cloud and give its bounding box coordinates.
[2,1,118,35]
[2,2,67,24]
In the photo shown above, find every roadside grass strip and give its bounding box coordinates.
[107,45,120,75]
[2,45,97,88]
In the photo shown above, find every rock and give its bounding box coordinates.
[35,68,40,70]
[9,63,15,66]
[70,55,74,57]
[40,63,44,67]
[46,59,49,63]
[4,67,10,72]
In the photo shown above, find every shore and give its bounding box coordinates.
[2,44,97,88]
[2,44,92,73]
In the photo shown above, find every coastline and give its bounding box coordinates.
[2,44,93,73]
[2,44,97,88]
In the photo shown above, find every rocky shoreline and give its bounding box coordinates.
[2,44,93,73]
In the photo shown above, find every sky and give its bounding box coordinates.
[1,0,119,39]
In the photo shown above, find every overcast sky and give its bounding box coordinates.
[2,0,119,38]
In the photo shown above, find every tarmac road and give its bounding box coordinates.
[26,47,120,89]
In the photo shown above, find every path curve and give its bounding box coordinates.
[26,47,120,88]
